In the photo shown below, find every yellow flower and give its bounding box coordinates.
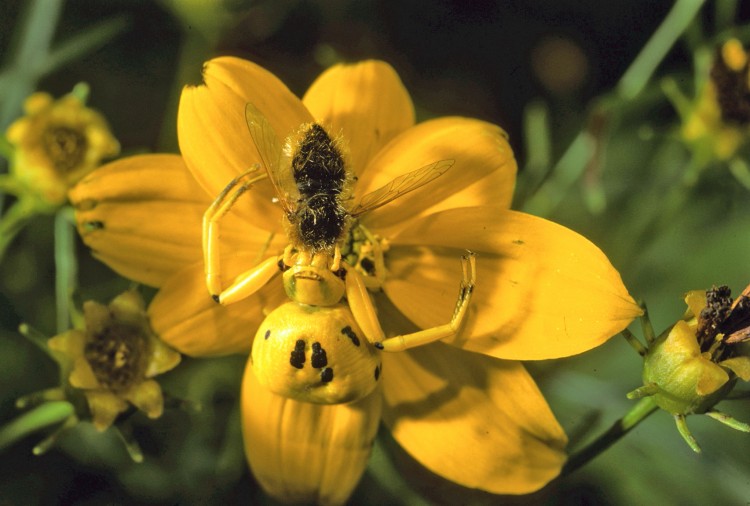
[48,290,181,431]
[69,58,641,499]
[645,286,750,412]
[675,38,750,165]
[5,88,119,206]
[628,285,750,451]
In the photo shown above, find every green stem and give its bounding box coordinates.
[55,207,78,333]
[562,397,658,476]
[0,0,62,128]
[523,0,705,218]
[617,0,706,100]
[0,401,74,452]
[621,328,647,356]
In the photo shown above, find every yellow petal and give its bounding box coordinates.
[381,342,567,494]
[69,356,101,389]
[70,153,266,287]
[125,379,164,419]
[71,154,197,285]
[357,117,516,231]
[84,390,128,431]
[178,56,312,231]
[82,300,111,336]
[241,358,382,506]
[683,290,706,320]
[145,337,182,378]
[109,288,145,313]
[386,207,641,360]
[148,256,287,357]
[303,60,415,177]
[48,329,86,360]
[695,363,731,396]
[720,355,750,381]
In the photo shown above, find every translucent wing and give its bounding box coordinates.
[350,159,454,217]
[245,102,299,214]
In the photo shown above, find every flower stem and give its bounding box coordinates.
[562,397,658,476]
[617,0,706,100]
[55,207,78,333]
[523,0,705,218]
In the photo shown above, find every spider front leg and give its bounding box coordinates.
[203,166,274,304]
[347,252,476,351]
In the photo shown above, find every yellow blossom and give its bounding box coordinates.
[69,58,641,501]
[628,285,750,452]
[48,290,180,431]
[5,88,119,207]
[675,38,750,166]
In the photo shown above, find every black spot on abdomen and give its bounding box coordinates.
[311,342,328,368]
[320,367,334,383]
[341,326,360,346]
[290,340,306,369]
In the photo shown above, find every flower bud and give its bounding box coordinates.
[642,320,735,415]
[628,285,750,451]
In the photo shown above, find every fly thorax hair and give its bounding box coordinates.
[285,122,355,252]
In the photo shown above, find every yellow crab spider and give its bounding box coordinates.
[201,104,472,404]
[202,183,475,404]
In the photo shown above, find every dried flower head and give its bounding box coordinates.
[48,290,180,431]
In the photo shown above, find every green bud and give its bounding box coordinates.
[627,286,750,451]
[642,320,734,415]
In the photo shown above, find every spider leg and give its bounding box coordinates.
[214,255,281,305]
[202,166,267,298]
[375,252,476,352]
[346,264,386,344]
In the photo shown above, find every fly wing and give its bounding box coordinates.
[245,102,299,214]
[350,159,454,217]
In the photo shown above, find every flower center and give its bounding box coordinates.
[341,222,389,290]
[710,43,750,126]
[84,321,148,392]
[42,124,88,174]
